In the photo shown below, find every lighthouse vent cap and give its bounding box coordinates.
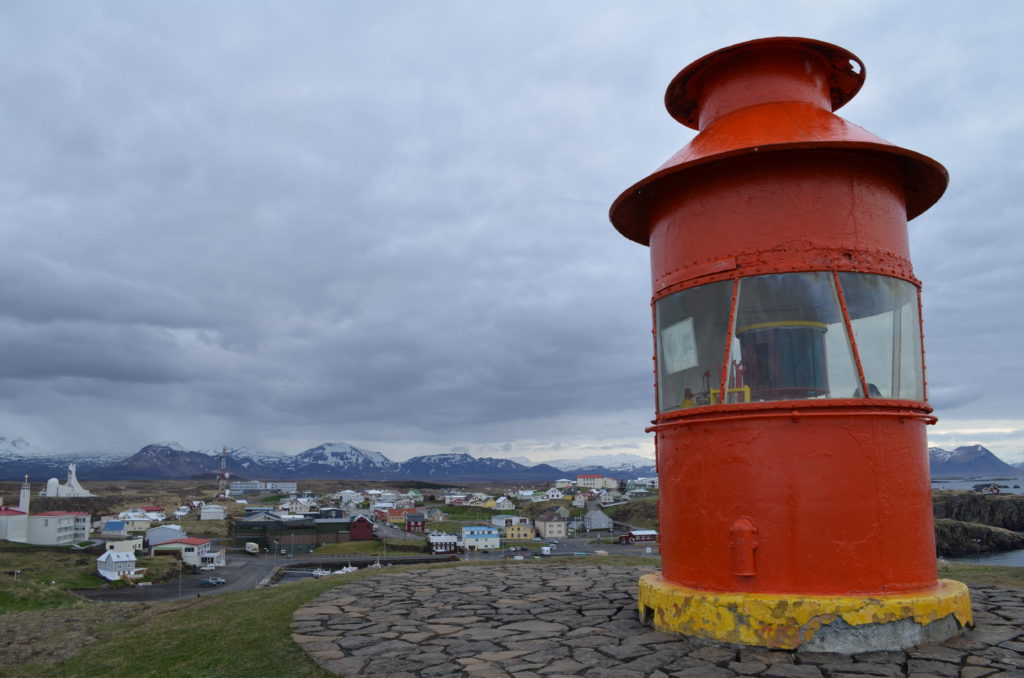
[666,37,866,130]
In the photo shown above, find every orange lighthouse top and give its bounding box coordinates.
[610,37,948,247]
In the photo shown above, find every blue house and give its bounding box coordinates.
[461,525,500,551]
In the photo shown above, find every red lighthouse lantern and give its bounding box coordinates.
[610,38,972,652]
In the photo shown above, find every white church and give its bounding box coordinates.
[39,463,95,498]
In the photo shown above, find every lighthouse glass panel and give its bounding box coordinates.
[655,281,732,412]
[837,273,924,401]
[728,272,859,403]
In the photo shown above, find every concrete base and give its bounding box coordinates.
[637,572,973,653]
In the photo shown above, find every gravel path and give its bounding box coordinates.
[291,564,1024,677]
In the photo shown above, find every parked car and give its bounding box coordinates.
[199,565,216,571]
[209,577,227,585]
[200,579,220,588]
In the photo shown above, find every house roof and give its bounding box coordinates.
[0,508,25,516]
[140,506,164,511]
[461,525,499,534]
[576,474,604,478]
[102,520,126,530]
[98,551,136,562]
[385,507,418,517]
[161,537,211,546]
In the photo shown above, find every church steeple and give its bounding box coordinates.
[18,475,30,514]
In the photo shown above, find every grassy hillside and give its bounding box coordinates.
[0,545,178,614]
[604,497,659,529]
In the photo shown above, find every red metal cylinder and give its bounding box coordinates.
[612,38,948,597]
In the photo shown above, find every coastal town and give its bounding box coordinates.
[0,466,660,591]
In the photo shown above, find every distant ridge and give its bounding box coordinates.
[929,444,1019,477]
[0,437,655,482]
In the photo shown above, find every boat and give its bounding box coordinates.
[310,568,332,578]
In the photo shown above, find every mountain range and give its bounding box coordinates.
[0,438,656,482]
[2,435,1016,482]
[928,444,1019,477]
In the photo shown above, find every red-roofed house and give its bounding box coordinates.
[0,507,27,542]
[152,537,226,568]
[380,507,420,525]
[27,511,90,545]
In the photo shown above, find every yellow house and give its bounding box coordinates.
[504,523,536,540]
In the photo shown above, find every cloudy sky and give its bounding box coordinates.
[0,2,1021,463]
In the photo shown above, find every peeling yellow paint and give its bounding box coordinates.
[637,573,973,649]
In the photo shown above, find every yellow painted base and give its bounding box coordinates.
[637,573,973,650]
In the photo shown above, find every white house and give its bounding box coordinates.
[583,509,615,531]
[27,511,90,545]
[492,496,515,511]
[572,494,587,508]
[105,536,144,553]
[532,488,563,503]
[576,474,619,490]
[152,537,225,567]
[461,525,500,551]
[279,497,317,513]
[491,514,530,528]
[200,504,228,521]
[146,524,187,547]
[0,507,27,542]
[337,490,362,504]
[535,509,568,539]
[428,532,459,554]
[97,551,140,581]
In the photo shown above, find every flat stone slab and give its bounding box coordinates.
[291,565,1024,677]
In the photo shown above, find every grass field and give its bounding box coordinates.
[939,561,1024,588]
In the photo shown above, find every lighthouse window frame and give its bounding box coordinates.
[654,272,926,412]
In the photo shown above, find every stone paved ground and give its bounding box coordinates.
[291,564,1024,678]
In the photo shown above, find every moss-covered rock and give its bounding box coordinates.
[934,518,1024,556]
[932,490,1024,531]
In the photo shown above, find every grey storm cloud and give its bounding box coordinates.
[0,1,1021,461]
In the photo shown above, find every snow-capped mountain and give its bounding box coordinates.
[0,436,51,458]
[296,442,395,469]
[0,436,658,482]
[545,454,656,472]
[396,453,561,481]
[929,445,1019,477]
[929,446,955,463]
